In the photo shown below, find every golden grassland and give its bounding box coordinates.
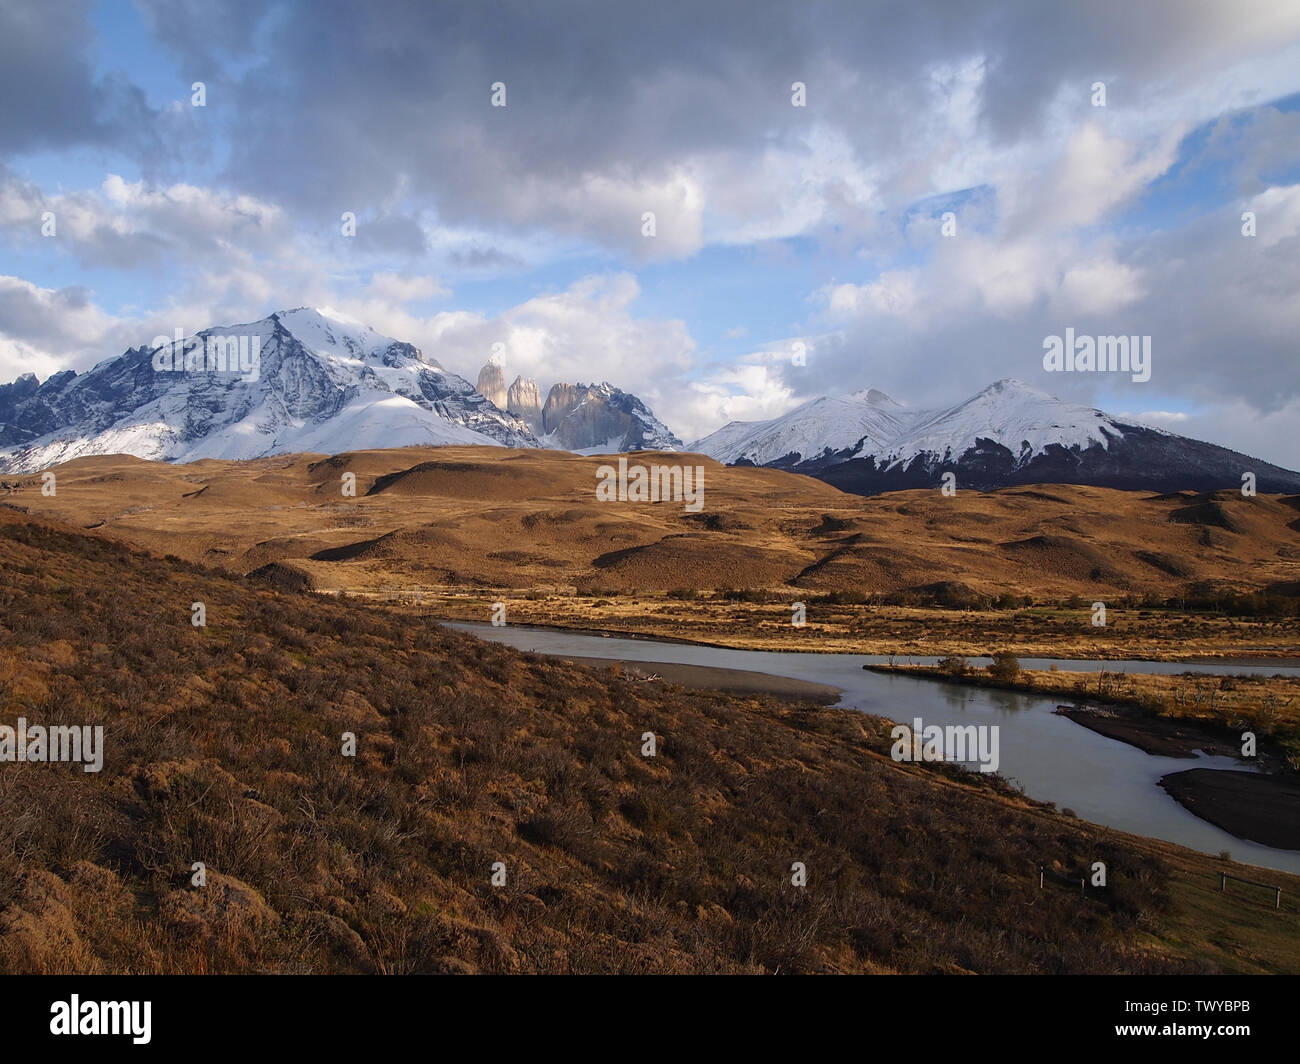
[2,509,1300,973]
[868,662,1300,763]
[6,446,1295,672]
[5,446,1299,612]
[1033,668,1298,737]
[372,587,1300,660]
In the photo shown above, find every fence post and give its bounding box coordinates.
[1220,871,1282,910]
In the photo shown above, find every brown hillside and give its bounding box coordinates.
[0,509,1231,974]
[4,446,1297,600]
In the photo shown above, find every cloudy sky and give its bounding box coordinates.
[2,0,1299,463]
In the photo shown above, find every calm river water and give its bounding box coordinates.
[450,622,1300,875]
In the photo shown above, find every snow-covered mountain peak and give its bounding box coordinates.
[689,393,907,466]
[847,387,904,408]
[270,307,441,369]
[981,377,1044,395]
[0,309,536,472]
[690,376,1300,494]
[0,310,693,472]
[693,378,1132,470]
[883,379,1120,465]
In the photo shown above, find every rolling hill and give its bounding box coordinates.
[3,445,1298,602]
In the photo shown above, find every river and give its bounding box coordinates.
[449,621,1300,875]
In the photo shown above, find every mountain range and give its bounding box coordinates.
[0,308,678,473]
[1,309,1295,495]
[692,379,1300,495]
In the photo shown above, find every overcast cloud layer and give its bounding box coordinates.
[1,0,1298,465]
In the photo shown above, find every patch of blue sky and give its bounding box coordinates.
[1114,93,1300,233]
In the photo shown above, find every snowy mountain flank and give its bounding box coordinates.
[692,379,1300,495]
[0,309,677,473]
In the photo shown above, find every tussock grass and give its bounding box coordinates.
[0,512,1268,974]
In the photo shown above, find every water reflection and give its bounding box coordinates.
[449,621,1300,874]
